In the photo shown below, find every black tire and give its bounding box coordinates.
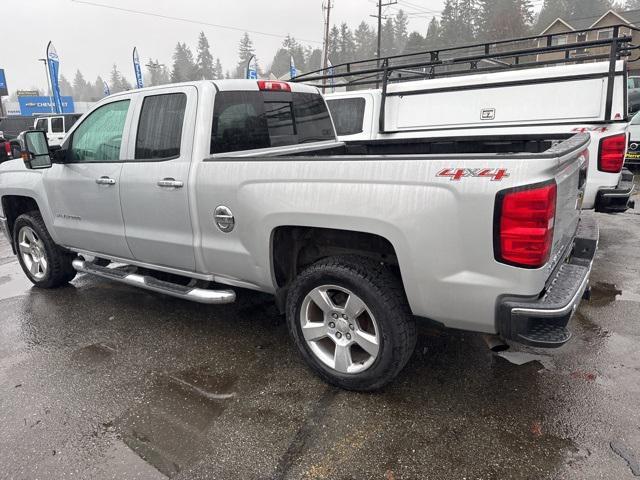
[13,211,77,288]
[286,256,416,391]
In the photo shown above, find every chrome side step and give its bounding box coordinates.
[72,259,236,305]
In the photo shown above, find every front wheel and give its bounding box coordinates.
[286,256,416,391]
[13,211,77,288]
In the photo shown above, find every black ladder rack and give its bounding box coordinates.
[292,25,639,131]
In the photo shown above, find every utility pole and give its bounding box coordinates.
[322,0,332,92]
[372,1,397,65]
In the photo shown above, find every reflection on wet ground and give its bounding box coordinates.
[116,368,237,477]
[0,209,640,479]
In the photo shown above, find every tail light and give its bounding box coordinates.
[494,182,557,269]
[598,134,626,173]
[258,80,291,92]
[3,142,10,156]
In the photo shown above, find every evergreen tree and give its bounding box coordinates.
[235,32,257,78]
[213,59,224,79]
[404,32,427,54]
[534,0,571,32]
[354,21,376,60]
[394,10,410,54]
[147,59,170,86]
[440,0,477,47]
[426,17,442,49]
[109,64,129,93]
[58,75,73,97]
[171,42,197,82]
[196,31,215,80]
[306,48,323,71]
[478,0,533,41]
[270,35,307,77]
[381,17,396,56]
[73,70,90,101]
[566,0,613,18]
[338,23,356,64]
[328,25,341,63]
[92,76,107,100]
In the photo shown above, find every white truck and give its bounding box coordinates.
[0,79,597,390]
[33,114,82,147]
[308,25,636,214]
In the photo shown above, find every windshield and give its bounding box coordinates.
[631,111,640,125]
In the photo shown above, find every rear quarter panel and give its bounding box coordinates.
[194,149,582,333]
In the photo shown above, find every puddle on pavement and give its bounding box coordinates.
[115,367,237,478]
[71,342,117,365]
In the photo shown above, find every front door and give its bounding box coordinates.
[44,98,134,259]
[119,87,197,271]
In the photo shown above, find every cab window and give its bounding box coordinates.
[70,100,130,162]
[135,93,187,160]
[35,118,48,132]
[51,117,64,133]
[326,98,366,136]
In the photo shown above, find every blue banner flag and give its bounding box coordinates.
[133,47,144,89]
[0,69,8,96]
[290,56,297,80]
[46,41,63,114]
[103,80,110,97]
[246,55,258,80]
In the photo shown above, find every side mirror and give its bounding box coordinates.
[19,130,52,170]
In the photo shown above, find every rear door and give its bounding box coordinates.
[49,116,66,146]
[119,86,197,271]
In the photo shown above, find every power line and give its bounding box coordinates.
[70,0,323,45]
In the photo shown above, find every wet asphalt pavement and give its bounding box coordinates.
[1,189,639,480]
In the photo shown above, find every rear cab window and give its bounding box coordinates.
[210,90,335,154]
[326,97,366,136]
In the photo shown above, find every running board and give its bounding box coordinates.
[72,259,236,305]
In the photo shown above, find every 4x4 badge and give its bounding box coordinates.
[437,168,509,181]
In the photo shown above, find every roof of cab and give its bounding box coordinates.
[105,79,320,96]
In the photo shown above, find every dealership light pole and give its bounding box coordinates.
[38,58,55,114]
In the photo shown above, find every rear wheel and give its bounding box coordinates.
[286,256,416,391]
[13,211,76,288]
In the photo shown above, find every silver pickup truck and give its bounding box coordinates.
[0,80,598,390]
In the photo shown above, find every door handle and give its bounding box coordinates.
[96,176,116,185]
[157,178,184,189]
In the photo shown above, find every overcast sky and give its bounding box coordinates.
[1,0,446,95]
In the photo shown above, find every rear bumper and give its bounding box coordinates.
[497,215,599,348]
[595,169,635,213]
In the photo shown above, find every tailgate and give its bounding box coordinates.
[549,134,590,269]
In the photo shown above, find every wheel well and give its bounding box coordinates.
[2,196,40,247]
[271,226,400,306]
